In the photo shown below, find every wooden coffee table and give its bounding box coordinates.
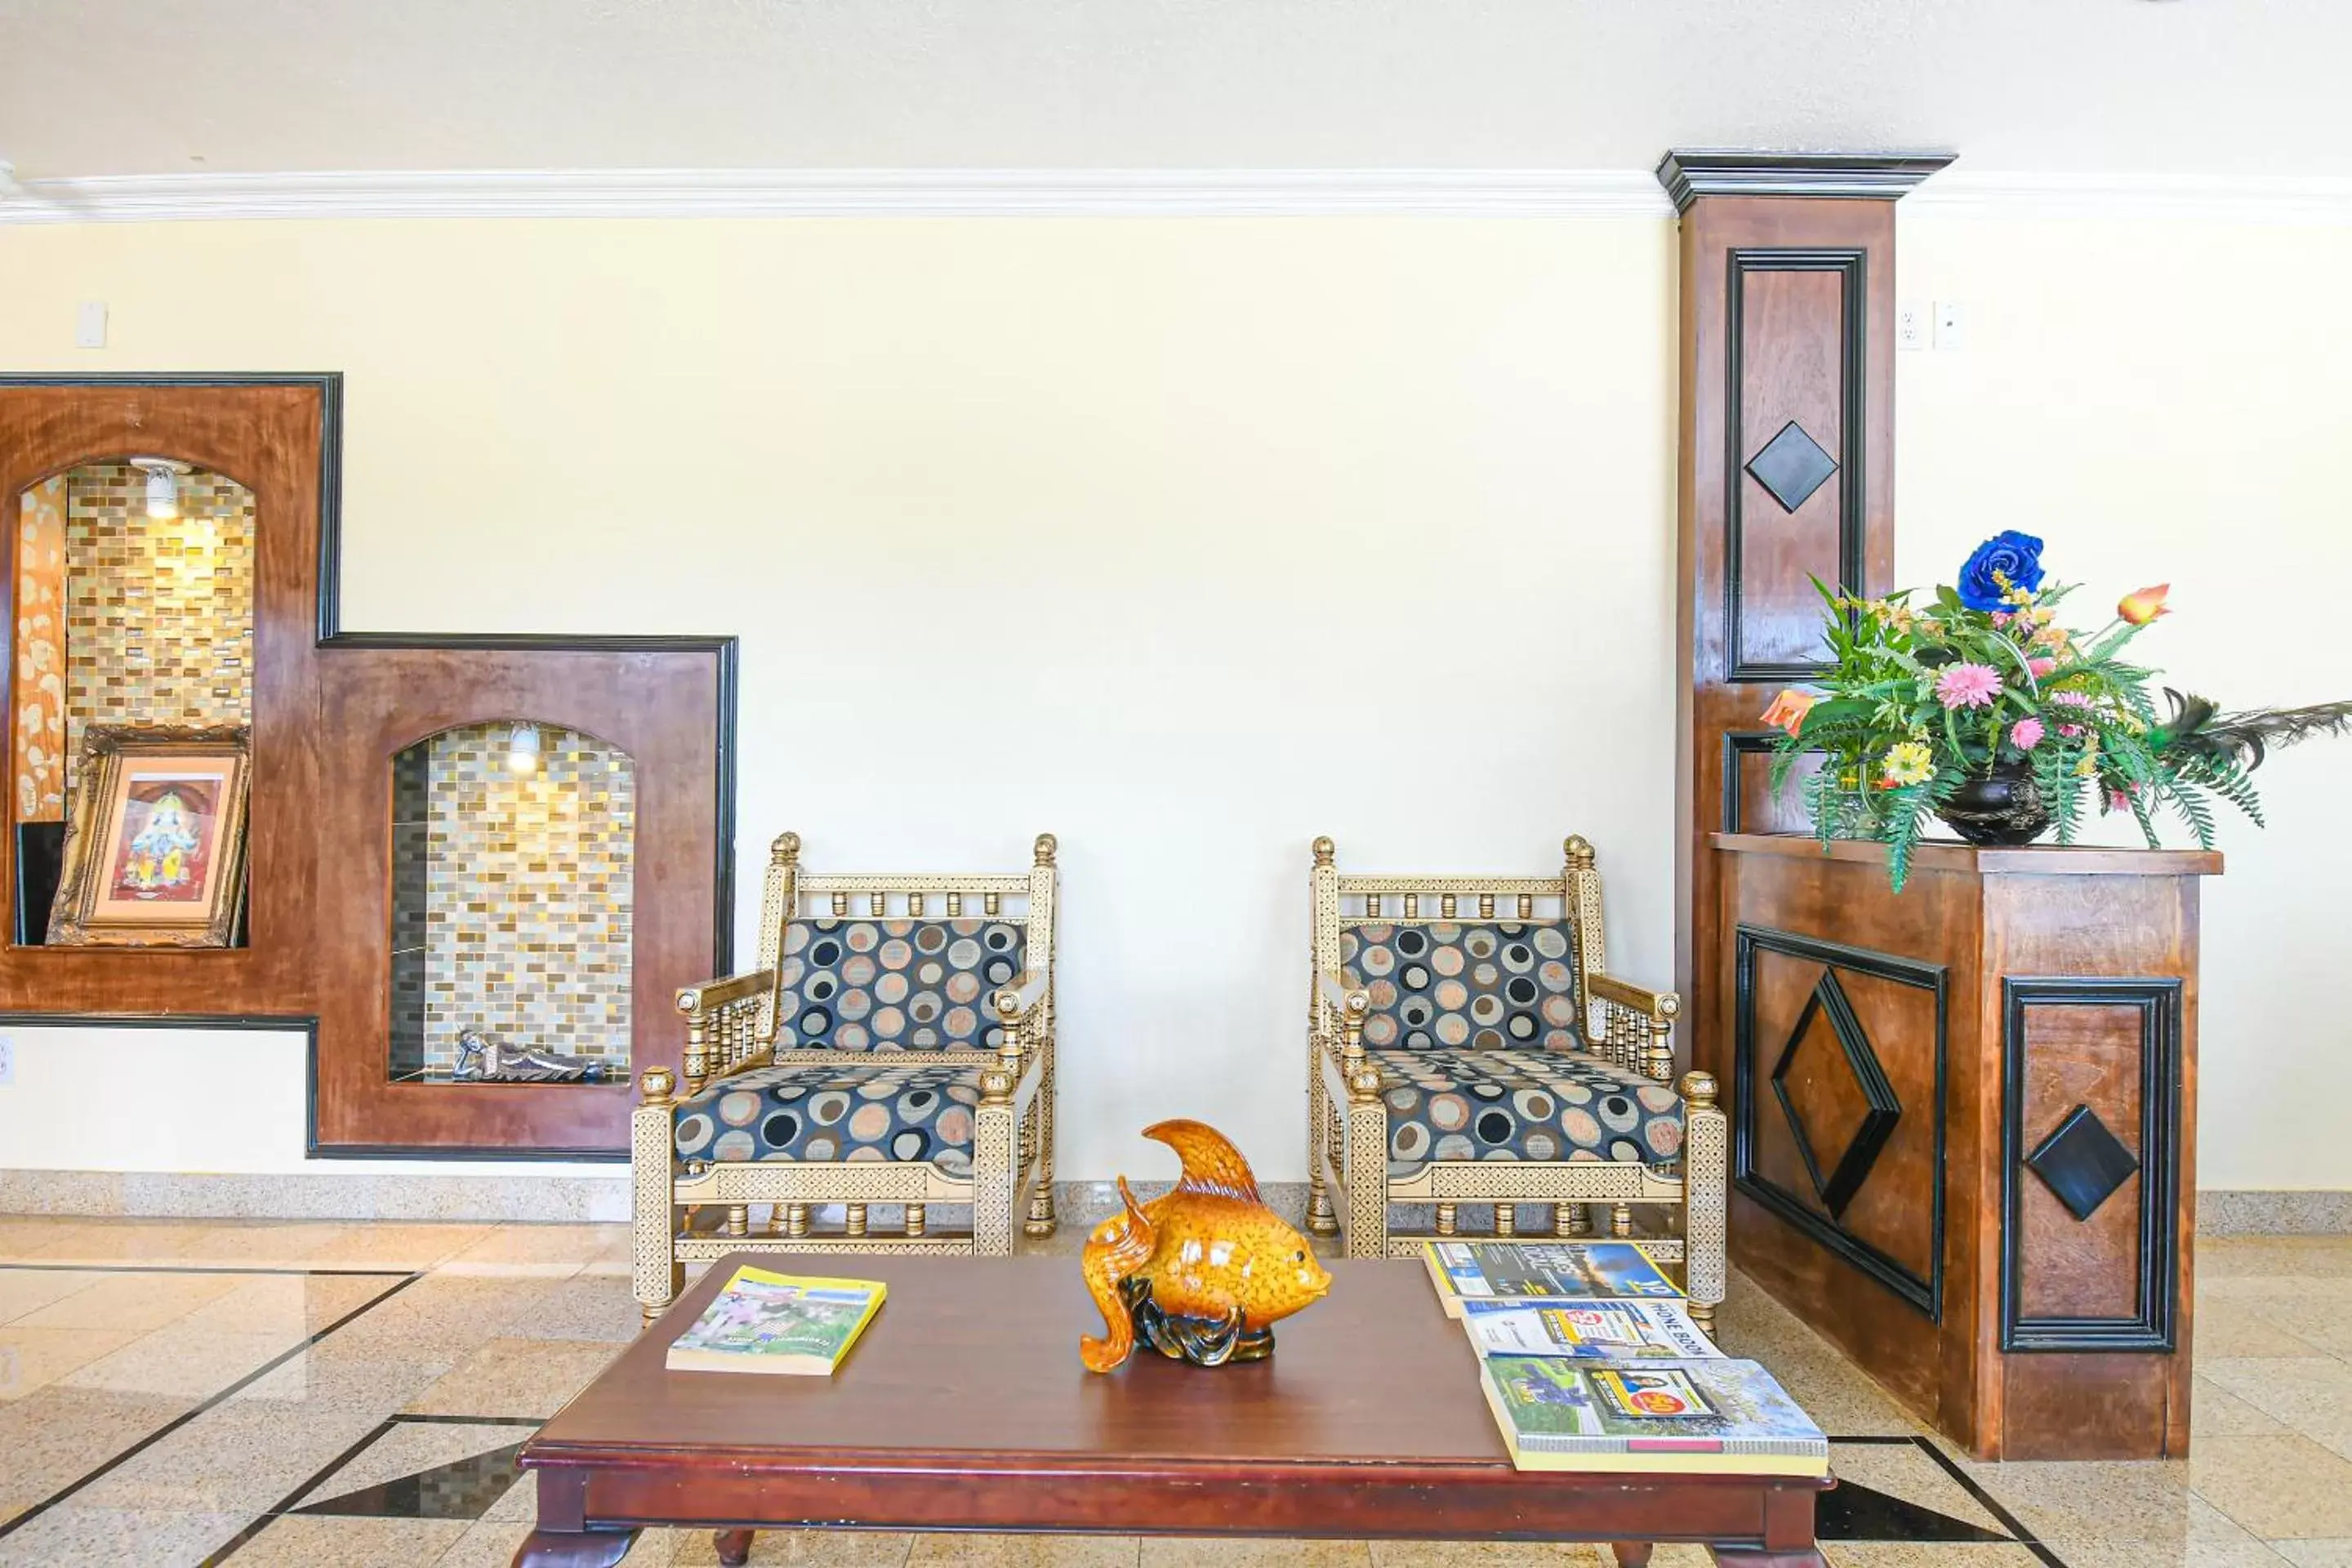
[514,1254,1829,1567]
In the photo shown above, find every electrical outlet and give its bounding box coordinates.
[0,1034,13,1085]
[1934,301,1967,350]
[74,301,107,349]
[1897,302,1927,351]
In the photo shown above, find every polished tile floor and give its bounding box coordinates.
[2,1217,2350,1566]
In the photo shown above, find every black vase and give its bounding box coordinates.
[1936,760,2051,846]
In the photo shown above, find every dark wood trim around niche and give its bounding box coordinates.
[0,376,738,1159]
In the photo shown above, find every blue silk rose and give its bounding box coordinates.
[1956,531,2046,612]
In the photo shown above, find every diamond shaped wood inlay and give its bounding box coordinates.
[1745,420,1839,514]
[2025,1103,2140,1221]
[1771,969,1902,1219]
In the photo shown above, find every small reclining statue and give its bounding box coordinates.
[452,1027,615,1084]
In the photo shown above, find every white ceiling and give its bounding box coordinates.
[0,0,2346,180]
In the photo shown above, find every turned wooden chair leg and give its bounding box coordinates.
[715,1529,754,1566]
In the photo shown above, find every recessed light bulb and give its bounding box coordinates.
[130,457,183,520]
[506,723,542,776]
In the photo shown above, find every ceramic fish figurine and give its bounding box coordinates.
[1080,1119,1333,1373]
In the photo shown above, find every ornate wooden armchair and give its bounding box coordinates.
[633,831,1058,1323]
[1307,835,1726,1334]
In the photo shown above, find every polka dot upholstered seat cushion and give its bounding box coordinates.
[777,918,1025,1051]
[1371,1048,1684,1176]
[1342,921,1580,1052]
[672,1059,984,1173]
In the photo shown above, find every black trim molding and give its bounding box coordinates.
[1655,150,1958,214]
[1722,247,1869,684]
[1998,976,2184,1354]
[1734,925,1949,1320]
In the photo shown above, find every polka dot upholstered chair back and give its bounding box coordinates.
[1339,921,1583,1053]
[773,919,1026,1052]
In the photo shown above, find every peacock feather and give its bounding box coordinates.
[2149,688,2352,772]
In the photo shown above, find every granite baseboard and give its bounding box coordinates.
[0,1174,1312,1228]
[2198,1189,2352,1236]
[11,1172,2345,1235]
[0,1169,634,1223]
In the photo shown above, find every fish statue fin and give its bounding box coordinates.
[1143,1118,1263,1205]
[1079,1175,1158,1374]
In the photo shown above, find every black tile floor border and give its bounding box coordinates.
[209,1412,553,1561]
[0,1267,426,1542]
[1835,1435,2071,1567]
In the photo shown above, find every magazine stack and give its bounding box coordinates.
[1425,1241,1829,1477]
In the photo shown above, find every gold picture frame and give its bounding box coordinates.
[48,724,253,948]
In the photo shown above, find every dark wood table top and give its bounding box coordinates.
[519,1254,1831,1566]
[533,1251,1516,1472]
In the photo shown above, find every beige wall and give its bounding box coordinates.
[0,215,1682,1186]
[0,207,2343,1191]
[1895,212,2352,1192]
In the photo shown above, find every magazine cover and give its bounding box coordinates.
[1423,1241,1683,1316]
[665,1266,887,1376]
[1459,1298,1720,1360]
[1477,1356,1829,1475]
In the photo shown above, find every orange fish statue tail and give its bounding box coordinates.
[1078,1119,1332,1374]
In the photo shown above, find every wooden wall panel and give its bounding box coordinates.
[1715,834,2210,1459]
[0,380,327,1015]
[311,644,729,1156]
[1732,924,1949,1323]
[0,377,737,1159]
[1670,167,1934,1095]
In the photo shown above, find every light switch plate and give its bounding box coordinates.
[74,301,108,349]
[1934,301,1967,350]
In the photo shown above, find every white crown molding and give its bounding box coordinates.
[2,167,2347,226]
[1905,171,2352,225]
[0,167,1675,224]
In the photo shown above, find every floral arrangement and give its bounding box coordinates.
[1763,532,2351,889]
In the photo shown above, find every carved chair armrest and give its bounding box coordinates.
[990,961,1052,1023]
[675,968,775,1020]
[1585,972,1682,1084]
[1316,969,1370,1025]
[674,967,777,1093]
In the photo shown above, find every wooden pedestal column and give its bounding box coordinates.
[1662,149,1950,1061]
[1713,834,2217,1459]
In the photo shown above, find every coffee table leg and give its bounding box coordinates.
[1611,1544,1654,1566]
[511,1470,638,1567]
[715,1528,755,1565]
[510,1528,637,1567]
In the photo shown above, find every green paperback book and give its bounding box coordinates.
[1477,1356,1829,1476]
[665,1266,885,1376]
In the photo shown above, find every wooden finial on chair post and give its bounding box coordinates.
[1312,835,1336,867]
[1034,832,1058,866]
[1565,834,1596,871]
[1678,1068,1717,1111]
[772,831,801,866]
[638,1067,675,1107]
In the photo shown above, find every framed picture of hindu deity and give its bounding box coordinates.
[48,725,252,948]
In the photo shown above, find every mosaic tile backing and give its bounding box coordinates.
[59,463,256,803]
[393,724,636,1077]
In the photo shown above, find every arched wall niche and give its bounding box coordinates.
[12,457,259,942]
[388,719,637,1083]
